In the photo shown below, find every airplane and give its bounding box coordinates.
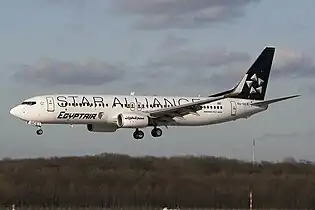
[9,47,300,140]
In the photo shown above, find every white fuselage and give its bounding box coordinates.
[10,94,267,128]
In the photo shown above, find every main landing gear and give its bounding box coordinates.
[151,127,162,138]
[133,128,144,140]
[132,127,163,140]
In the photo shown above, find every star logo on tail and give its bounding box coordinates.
[246,73,264,95]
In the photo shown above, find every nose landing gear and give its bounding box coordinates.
[27,121,43,136]
[36,128,43,135]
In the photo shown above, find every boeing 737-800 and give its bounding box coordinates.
[10,47,300,139]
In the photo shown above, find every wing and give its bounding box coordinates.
[143,77,246,120]
[144,95,226,120]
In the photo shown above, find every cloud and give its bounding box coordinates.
[12,58,125,86]
[159,35,189,51]
[146,48,250,70]
[142,48,251,89]
[11,47,249,89]
[114,0,261,29]
[13,47,313,90]
[44,0,89,30]
[272,48,315,78]
[203,48,315,88]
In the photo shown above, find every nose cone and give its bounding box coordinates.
[10,105,25,120]
[10,105,32,121]
[10,106,19,117]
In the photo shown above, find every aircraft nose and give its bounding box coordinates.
[10,106,18,117]
[10,105,30,121]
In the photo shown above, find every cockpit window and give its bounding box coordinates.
[21,101,36,105]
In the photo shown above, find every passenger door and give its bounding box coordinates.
[46,97,55,112]
[230,101,237,116]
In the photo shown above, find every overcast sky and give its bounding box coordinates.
[1,0,314,161]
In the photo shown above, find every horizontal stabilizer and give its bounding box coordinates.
[251,95,301,106]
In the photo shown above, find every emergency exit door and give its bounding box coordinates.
[230,101,237,116]
[46,97,55,112]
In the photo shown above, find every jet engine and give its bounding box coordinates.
[117,112,149,128]
[87,124,117,132]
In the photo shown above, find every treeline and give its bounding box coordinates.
[0,153,315,209]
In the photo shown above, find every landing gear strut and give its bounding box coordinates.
[151,127,162,138]
[27,121,43,136]
[133,128,144,140]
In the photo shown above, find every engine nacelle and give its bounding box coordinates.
[87,124,117,132]
[117,113,149,128]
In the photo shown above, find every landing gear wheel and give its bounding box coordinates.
[151,127,162,137]
[133,129,144,140]
[36,129,43,135]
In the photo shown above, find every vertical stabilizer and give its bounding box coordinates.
[235,47,275,100]
[209,47,275,100]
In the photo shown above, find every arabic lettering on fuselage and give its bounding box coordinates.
[125,116,145,120]
[56,95,202,108]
